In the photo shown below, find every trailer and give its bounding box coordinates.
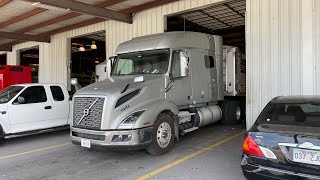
[0,65,32,91]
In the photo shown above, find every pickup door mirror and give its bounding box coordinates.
[171,50,190,79]
[17,96,25,104]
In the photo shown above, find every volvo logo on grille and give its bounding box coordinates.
[83,108,90,116]
[77,98,100,126]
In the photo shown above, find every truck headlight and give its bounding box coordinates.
[117,110,145,129]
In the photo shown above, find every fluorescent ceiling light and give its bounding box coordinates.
[31,2,70,12]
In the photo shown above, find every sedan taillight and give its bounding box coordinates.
[243,135,264,157]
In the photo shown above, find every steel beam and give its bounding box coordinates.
[23,0,132,23]
[0,31,50,42]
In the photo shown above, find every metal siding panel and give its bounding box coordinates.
[246,0,261,129]
[260,0,271,115]
[290,0,302,96]
[280,0,291,96]
[302,0,315,95]
[246,0,318,129]
[314,0,320,94]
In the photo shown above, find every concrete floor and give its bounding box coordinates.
[0,124,246,180]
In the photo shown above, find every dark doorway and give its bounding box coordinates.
[20,47,39,83]
[0,54,6,65]
[71,31,106,87]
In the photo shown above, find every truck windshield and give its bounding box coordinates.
[112,49,170,76]
[0,86,24,104]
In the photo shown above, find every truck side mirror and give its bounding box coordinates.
[171,50,190,79]
[17,96,25,104]
[108,56,116,71]
[179,52,189,77]
[70,78,82,91]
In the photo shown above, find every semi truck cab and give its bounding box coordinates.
[70,32,245,155]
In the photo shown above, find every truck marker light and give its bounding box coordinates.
[111,135,132,142]
[143,122,151,125]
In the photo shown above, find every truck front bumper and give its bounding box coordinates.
[70,126,153,150]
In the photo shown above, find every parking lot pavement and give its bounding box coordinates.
[0,124,246,180]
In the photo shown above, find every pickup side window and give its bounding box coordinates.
[13,86,47,104]
[50,86,64,101]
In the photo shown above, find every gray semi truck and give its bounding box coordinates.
[70,31,245,155]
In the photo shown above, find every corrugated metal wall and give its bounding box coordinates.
[3,0,320,129]
[246,0,320,128]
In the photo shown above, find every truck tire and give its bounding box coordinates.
[240,100,246,123]
[146,113,175,156]
[221,101,242,125]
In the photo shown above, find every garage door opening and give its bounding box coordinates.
[70,31,106,88]
[166,0,246,124]
[0,54,6,65]
[167,0,245,52]
[19,47,39,83]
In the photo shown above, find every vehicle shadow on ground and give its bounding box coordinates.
[81,123,245,157]
[0,129,70,147]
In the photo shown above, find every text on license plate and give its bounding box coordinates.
[293,148,320,166]
[81,138,91,148]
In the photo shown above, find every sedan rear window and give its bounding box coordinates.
[257,103,320,127]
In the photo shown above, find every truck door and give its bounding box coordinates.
[166,50,192,106]
[8,85,52,133]
[47,85,69,126]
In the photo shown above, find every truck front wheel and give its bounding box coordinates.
[146,113,175,156]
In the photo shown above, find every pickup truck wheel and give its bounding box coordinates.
[221,101,241,125]
[146,113,175,156]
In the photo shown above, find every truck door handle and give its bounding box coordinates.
[45,106,52,110]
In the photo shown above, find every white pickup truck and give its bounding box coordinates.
[0,83,71,142]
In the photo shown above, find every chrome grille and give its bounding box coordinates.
[73,97,105,130]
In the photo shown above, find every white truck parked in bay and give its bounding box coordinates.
[0,84,72,143]
[71,31,246,155]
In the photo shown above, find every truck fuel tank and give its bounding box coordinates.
[197,105,222,127]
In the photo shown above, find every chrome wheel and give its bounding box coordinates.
[236,106,241,121]
[156,122,172,148]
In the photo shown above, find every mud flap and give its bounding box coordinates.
[174,116,179,141]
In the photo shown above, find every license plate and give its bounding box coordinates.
[293,148,320,166]
[81,139,91,148]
